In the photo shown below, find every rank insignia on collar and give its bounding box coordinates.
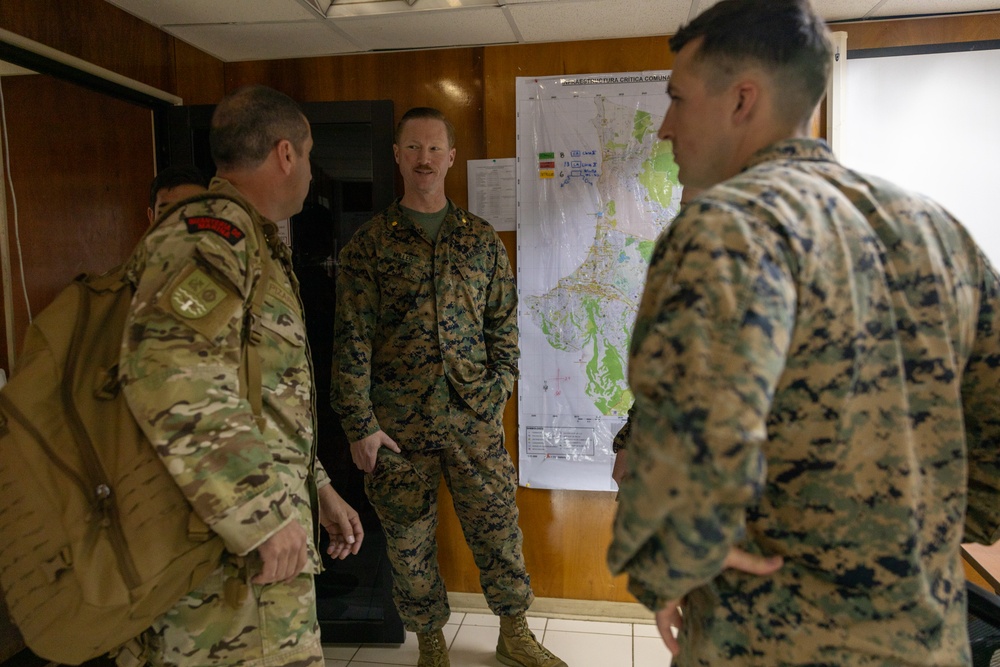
[185,216,246,245]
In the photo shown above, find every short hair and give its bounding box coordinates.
[394,107,456,149]
[148,165,209,210]
[209,85,309,171]
[670,0,832,125]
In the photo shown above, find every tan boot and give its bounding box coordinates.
[496,614,567,667]
[416,628,450,667]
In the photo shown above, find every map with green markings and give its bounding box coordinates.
[516,72,682,491]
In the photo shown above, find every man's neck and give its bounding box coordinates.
[215,171,284,222]
[727,123,808,182]
[400,191,448,213]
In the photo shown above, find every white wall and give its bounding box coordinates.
[841,47,1000,268]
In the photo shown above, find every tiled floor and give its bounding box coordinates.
[322,612,672,667]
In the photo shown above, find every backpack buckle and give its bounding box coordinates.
[246,312,264,345]
[95,364,122,400]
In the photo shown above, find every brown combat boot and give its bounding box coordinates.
[416,628,450,667]
[496,614,567,667]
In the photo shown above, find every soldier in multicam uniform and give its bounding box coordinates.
[118,85,364,667]
[609,1,1000,665]
[331,107,565,667]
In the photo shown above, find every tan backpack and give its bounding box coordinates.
[0,194,271,664]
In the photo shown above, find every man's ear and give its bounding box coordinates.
[276,139,295,175]
[732,81,759,125]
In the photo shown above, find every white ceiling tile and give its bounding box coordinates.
[873,0,1000,18]
[684,1,887,24]
[167,21,359,62]
[104,0,318,26]
[326,0,497,17]
[812,1,885,22]
[333,8,519,50]
[508,0,690,42]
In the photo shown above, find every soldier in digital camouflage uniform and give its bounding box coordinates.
[331,107,565,667]
[118,85,364,667]
[609,1,1000,665]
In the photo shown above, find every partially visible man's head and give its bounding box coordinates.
[670,0,832,127]
[394,107,456,149]
[147,165,209,225]
[393,107,457,203]
[657,0,832,190]
[210,85,310,172]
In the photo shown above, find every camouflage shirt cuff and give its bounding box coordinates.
[210,480,295,555]
[627,576,676,613]
[341,412,381,445]
[314,459,331,488]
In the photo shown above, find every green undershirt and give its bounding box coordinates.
[401,202,450,242]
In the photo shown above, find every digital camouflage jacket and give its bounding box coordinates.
[121,179,327,571]
[609,139,1000,666]
[332,200,518,446]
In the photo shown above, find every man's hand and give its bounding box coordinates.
[253,521,309,585]
[655,547,783,655]
[654,600,683,656]
[318,483,364,559]
[722,547,783,575]
[350,429,401,473]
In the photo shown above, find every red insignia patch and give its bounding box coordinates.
[184,217,246,245]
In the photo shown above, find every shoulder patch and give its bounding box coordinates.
[170,267,225,319]
[156,262,243,342]
[185,216,246,245]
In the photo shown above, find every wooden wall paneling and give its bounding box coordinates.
[0,0,176,94]
[173,39,226,106]
[0,74,153,363]
[836,12,1000,51]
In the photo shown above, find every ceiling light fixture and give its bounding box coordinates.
[325,0,494,19]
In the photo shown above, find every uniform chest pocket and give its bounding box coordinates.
[378,255,428,283]
[259,282,306,347]
[455,252,491,292]
[377,255,431,305]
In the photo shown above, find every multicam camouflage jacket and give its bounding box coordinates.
[121,178,327,571]
[331,199,518,446]
[609,139,1000,666]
